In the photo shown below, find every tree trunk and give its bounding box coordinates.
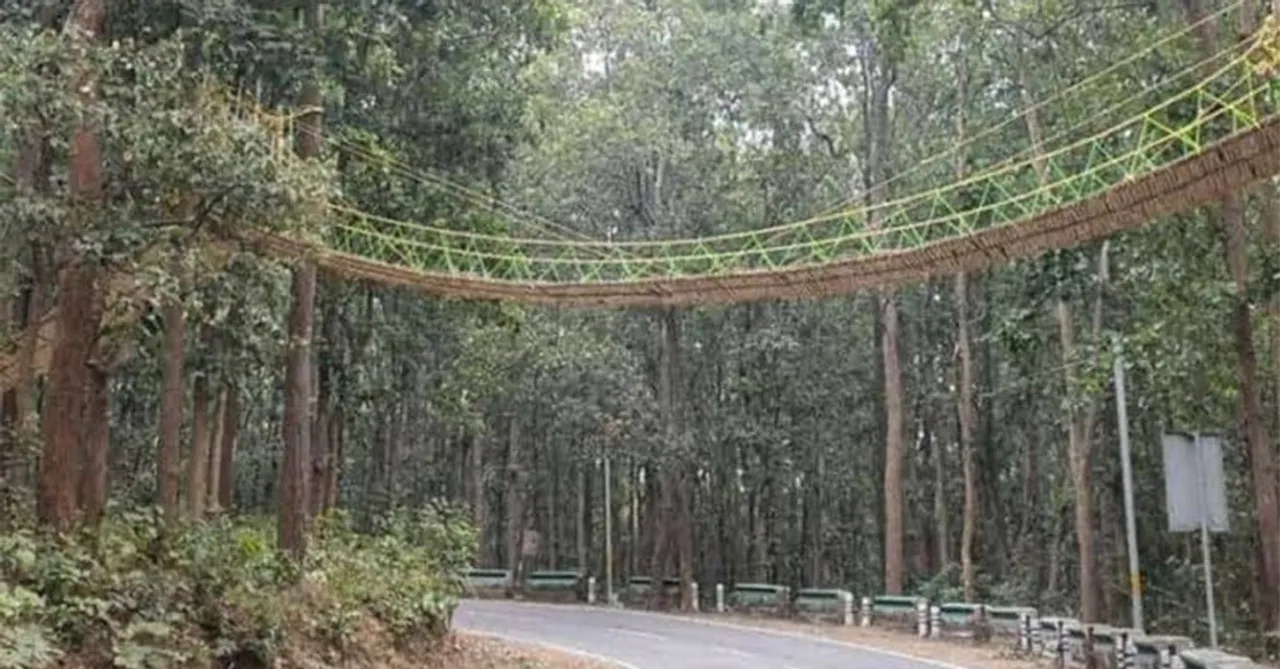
[9,0,60,442]
[279,0,323,560]
[217,386,239,509]
[956,273,979,601]
[39,267,97,531]
[78,363,109,526]
[472,432,488,557]
[505,413,525,581]
[953,53,980,602]
[12,270,45,442]
[859,55,906,595]
[657,309,696,609]
[929,402,949,571]
[1265,192,1280,447]
[1223,194,1280,628]
[324,407,341,513]
[310,378,330,518]
[187,373,211,518]
[881,294,906,593]
[576,464,588,572]
[38,0,107,532]
[0,296,20,520]
[279,262,316,559]
[1059,299,1100,622]
[158,302,185,523]
[206,386,227,512]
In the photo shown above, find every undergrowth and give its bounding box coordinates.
[0,505,476,669]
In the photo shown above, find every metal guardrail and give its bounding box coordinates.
[454,572,1268,666]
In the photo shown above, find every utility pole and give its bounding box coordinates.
[1113,337,1143,631]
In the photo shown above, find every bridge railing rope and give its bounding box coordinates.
[311,38,1275,285]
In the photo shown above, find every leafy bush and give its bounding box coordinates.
[0,504,477,669]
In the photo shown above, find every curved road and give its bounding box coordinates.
[453,600,963,669]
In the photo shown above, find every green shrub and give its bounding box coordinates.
[0,503,477,669]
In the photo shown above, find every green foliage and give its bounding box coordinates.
[309,505,476,647]
[0,508,476,669]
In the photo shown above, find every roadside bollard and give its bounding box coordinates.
[691,582,700,612]
[715,583,725,613]
[841,592,854,626]
[928,605,942,638]
[1055,620,1066,667]
[587,576,597,605]
[1018,612,1033,652]
[860,597,872,627]
[1120,631,1135,669]
[916,600,929,637]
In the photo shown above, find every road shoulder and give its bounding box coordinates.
[439,632,625,669]
[671,613,1050,669]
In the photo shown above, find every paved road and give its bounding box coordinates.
[453,599,961,669]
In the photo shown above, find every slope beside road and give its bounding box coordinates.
[452,600,992,669]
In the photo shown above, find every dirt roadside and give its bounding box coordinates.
[432,632,621,669]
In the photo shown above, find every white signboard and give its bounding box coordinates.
[1161,432,1229,533]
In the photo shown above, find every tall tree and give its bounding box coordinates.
[279,0,325,560]
[1181,0,1280,628]
[38,0,108,531]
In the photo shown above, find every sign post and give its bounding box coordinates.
[1161,432,1229,648]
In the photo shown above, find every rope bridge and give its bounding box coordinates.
[242,18,1280,307]
[2,12,1280,390]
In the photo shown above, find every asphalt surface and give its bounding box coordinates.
[453,599,963,669]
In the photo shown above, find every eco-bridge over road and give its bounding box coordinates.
[453,599,965,669]
[267,10,1280,307]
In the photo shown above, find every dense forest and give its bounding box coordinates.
[5,0,1280,665]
